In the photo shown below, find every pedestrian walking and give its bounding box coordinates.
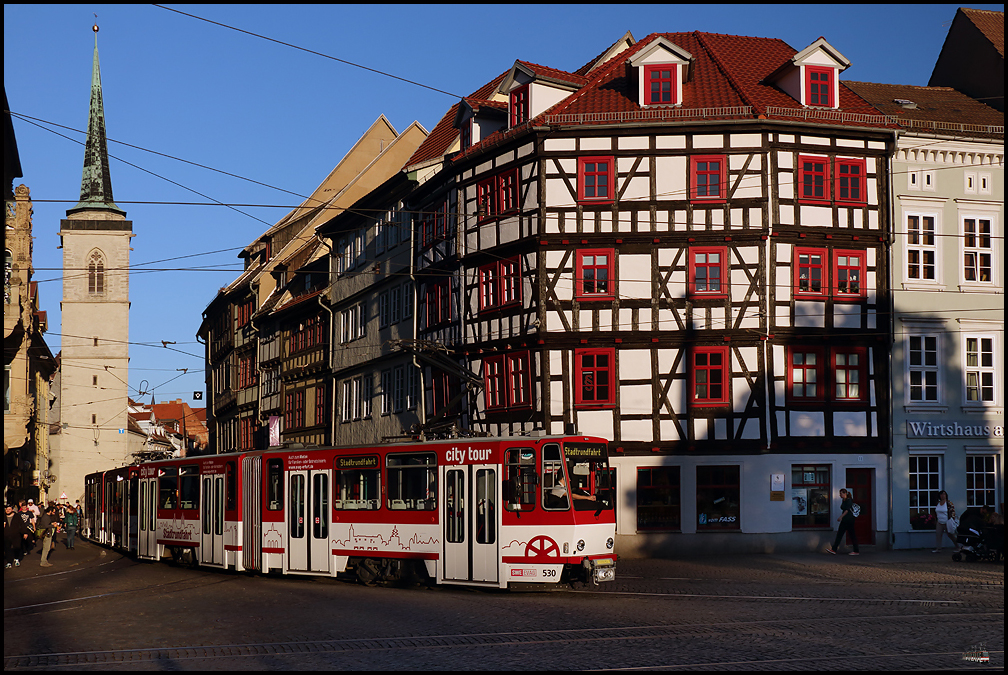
[933,490,959,553]
[5,504,32,567]
[828,488,859,555]
[37,506,56,567]
[18,501,35,558]
[64,505,79,550]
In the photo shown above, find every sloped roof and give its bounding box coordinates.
[406,71,509,168]
[961,7,1004,57]
[574,30,636,76]
[843,81,1004,137]
[513,60,588,89]
[450,31,896,165]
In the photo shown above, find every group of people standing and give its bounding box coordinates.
[4,498,81,568]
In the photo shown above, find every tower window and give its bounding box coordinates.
[88,250,106,294]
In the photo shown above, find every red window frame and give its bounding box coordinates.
[578,156,614,203]
[477,177,496,221]
[835,158,866,203]
[484,351,532,411]
[507,351,531,408]
[831,347,867,402]
[794,247,827,298]
[832,249,866,299]
[479,257,522,313]
[786,346,825,402]
[479,263,498,312]
[688,246,728,298]
[425,280,452,328]
[645,63,678,105]
[575,348,615,408]
[798,155,830,203]
[690,155,727,202]
[498,169,519,214]
[691,346,729,406]
[484,355,506,410]
[500,258,521,306]
[510,84,529,127]
[575,248,614,300]
[806,67,833,107]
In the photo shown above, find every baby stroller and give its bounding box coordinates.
[952,511,1003,562]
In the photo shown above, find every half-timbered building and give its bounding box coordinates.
[408,31,898,553]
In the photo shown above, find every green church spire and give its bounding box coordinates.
[68,24,124,216]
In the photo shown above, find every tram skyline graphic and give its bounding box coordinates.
[333,524,439,552]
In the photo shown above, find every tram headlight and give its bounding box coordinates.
[606,537,614,550]
[577,539,585,552]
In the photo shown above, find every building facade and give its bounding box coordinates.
[401,32,899,554]
[846,80,1004,547]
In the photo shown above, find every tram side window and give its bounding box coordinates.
[387,453,436,511]
[542,443,569,510]
[225,461,236,511]
[159,467,178,510]
[179,465,200,510]
[267,458,283,510]
[504,447,537,512]
[335,461,380,510]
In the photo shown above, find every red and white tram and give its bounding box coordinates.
[84,435,617,588]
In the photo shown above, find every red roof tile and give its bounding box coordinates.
[842,81,1004,136]
[515,60,588,88]
[962,8,1004,57]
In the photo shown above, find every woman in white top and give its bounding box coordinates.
[933,490,959,553]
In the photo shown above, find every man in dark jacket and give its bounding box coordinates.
[36,507,55,567]
[5,503,32,567]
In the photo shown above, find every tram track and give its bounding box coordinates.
[4,611,1002,669]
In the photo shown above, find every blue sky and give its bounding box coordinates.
[3,4,1003,404]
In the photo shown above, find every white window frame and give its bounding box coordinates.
[905,332,941,406]
[340,380,353,423]
[922,169,935,192]
[379,291,390,329]
[908,167,920,191]
[907,451,943,522]
[959,211,998,289]
[390,285,402,324]
[962,333,997,407]
[381,370,392,416]
[964,451,1000,509]
[978,172,991,195]
[964,171,977,195]
[904,210,941,286]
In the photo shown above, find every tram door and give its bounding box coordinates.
[200,474,225,566]
[442,465,498,583]
[287,469,330,573]
[138,476,158,558]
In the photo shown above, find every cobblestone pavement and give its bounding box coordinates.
[4,539,1003,670]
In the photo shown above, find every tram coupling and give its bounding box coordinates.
[582,554,617,585]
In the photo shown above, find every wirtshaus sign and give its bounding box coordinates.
[906,421,1004,439]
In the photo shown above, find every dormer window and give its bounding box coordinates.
[627,36,693,109]
[766,37,850,111]
[510,85,529,126]
[806,67,832,107]
[460,117,472,150]
[645,64,677,105]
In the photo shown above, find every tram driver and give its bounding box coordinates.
[551,469,595,507]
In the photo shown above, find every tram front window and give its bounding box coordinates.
[565,442,614,512]
[158,468,178,510]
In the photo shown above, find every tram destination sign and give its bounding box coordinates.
[336,455,378,470]
[565,442,608,458]
[906,421,1004,439]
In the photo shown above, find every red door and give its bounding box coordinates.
[846,468,874,545]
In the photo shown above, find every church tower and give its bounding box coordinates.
[52,24,133,503]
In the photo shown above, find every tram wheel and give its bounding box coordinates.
[356,558,378,585]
